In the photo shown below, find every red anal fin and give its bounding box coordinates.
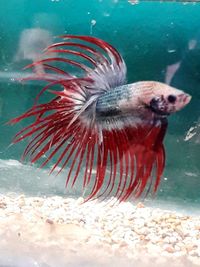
[125,121,167,200]
[84,120,167,201]
[96,121,167,201]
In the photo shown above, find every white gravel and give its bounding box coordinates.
[0,194,200,267]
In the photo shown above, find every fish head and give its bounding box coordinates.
[136,81,191,117]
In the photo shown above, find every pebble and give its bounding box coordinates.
[136,202,145,208]
[164,245,174,253]
[0,195,200,266]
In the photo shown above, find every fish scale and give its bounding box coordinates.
[96,84,131,117]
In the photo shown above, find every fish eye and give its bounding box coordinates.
[167,94,176,103]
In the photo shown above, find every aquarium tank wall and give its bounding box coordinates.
[0,1,200,267]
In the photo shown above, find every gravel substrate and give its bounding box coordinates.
[0,194,200,267]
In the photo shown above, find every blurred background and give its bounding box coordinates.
[0,0,199,206]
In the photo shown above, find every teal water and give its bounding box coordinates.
[0,0,200,205]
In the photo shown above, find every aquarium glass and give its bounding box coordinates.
[0,1,200,266]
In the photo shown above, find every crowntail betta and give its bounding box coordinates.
[10,35,191,201]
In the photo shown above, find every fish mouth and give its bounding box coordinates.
[176,93,192,111]
[181,93,192,106]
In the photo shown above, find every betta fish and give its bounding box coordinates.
[10,35,191,201]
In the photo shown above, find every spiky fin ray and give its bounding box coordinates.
[10,35,166,201]
[11,103,166,201]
